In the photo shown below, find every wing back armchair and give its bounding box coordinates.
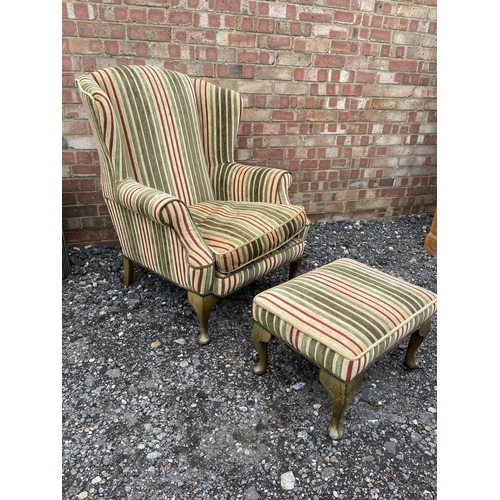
[76,65,309,344]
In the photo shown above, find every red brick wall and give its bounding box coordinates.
[62,0,437,246]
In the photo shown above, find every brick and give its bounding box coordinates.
[355,70,376,83]
[298,10,333,23]
[215,0,241,13]
[389,60,418,72]
[341,84,362,96]
[72,165,101,177]
[82,216,113,230]
[360,42,380,56]
[64,2,97,20]
[294,38,330,53]
[63,20,77,36]
[362,14,384,28]
[124,0,168,6]
[312,54,346,68]
[275,82,307,95]
[370,29,391,42]
[276,52,311,66]
[257,67,292,80]
[295,68,328,81]
[241,109,271,122]
[406,46,436,61]
[62,56,81,71]
[272,110,295,121]
[306,110,338,122]
[397,4,428,19]
[77,191,105,204]
[167,10,193,25]
[78,22,126,39]
[393,32,422,46]
[228,32,255,47]
[129,25,171,42]
[384,16,409,31]
[322,0,350,8]
[331,41,359,54]
[64,38,103,55]
[370,98,397,110]
[261,35,292,50]
[147,9,166,24]
[333,11,360,24]
[382,85,414,98]
[62,121,88,135]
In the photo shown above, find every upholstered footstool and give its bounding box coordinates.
[251,258,437,440]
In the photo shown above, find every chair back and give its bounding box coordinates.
[84,65,214,205]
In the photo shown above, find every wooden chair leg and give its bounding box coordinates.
[251,322,272,375]
[123,255,134,286]
[289,257,303,280]
[187,291,220,345]
[319,369,364,440]
[404,319,431,369]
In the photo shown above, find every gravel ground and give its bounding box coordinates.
[62,214,437,500]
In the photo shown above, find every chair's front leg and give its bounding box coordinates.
[404,319,431,369]
[187,292,220,345]
[251,322,273,375]
[289,257,302,280]
[319,370,364,440]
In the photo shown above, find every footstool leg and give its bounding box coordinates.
[404,319,431,369]
[252,322,272,375]
[319,369,364,440]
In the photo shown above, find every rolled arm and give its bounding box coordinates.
[211,161,293,204]
[116,179,214,269]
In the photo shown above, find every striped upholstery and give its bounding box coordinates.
[193,78,241,173]
[252,258,437,382]
[76,65,308,300]
[213,238,305,296]
[89,65,214,205]
[191,201,307,273]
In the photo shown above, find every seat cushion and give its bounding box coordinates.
[190,201,308,273]
[252,258,437,382]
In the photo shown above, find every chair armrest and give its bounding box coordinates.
[116,179,214,268]
[211,162,294,204]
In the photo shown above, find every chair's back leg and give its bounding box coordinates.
[123,255,134,286]
[289,257,303,280]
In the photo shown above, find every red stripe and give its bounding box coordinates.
[259,292,362,356]
[170,202,209,267]
[97,69,139,181]
[140,66,190,203]
[304,273,405,328]
[346,361,353,381]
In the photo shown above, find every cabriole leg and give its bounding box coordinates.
[404,319,431,369]
[251,322,272,375]
[187,292,220,345]
[123,256,134,286]
[289,257,303,280]
[319,369,364,440]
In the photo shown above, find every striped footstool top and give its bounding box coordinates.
[252,258,437,382]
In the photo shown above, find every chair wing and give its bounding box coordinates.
[76,65,309,345]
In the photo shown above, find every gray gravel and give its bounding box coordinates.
[62,214,437,500]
